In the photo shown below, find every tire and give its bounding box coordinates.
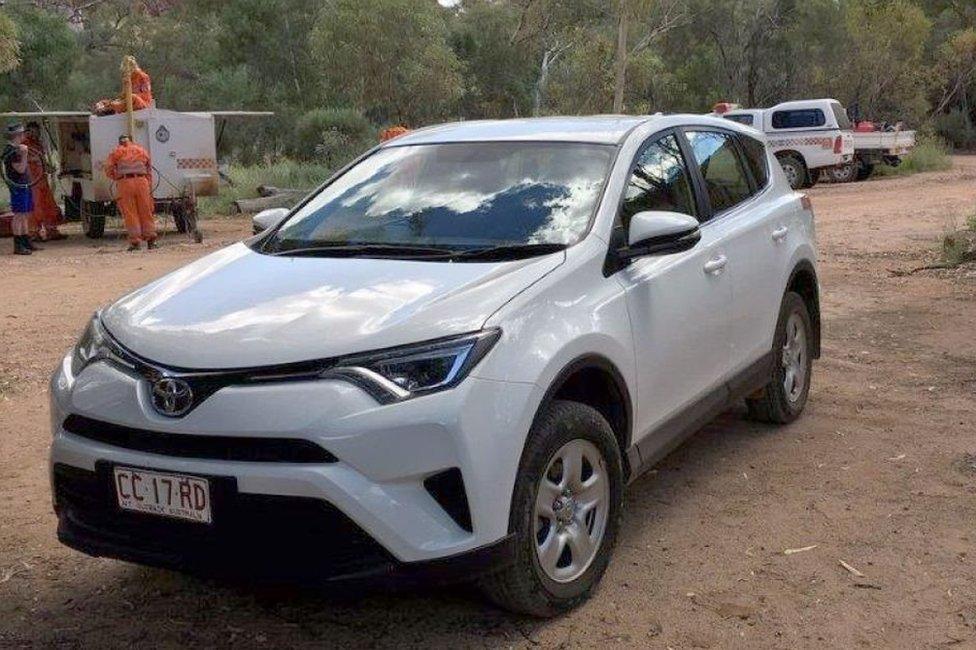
[479,400,623,617]
[62,194,80,221]
[829,162,857,183]
[777,155,807,191]
[81,201,105,239]
[803,168,818,188]
[855,162,874,181]
[172,204,190,234]
[746,291,813,424]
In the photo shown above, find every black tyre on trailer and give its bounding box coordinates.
[80,200,109,239]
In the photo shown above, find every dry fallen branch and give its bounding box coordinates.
[783,544,818,555]
[839,559,865,577]
[888,263,967,276]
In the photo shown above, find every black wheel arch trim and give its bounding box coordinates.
[786,259,822,359]
[531,354,634,475]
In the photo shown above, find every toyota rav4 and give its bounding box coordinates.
[50,115,820,616]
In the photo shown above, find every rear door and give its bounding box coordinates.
[683,128,794,376]
[613,131,733,445]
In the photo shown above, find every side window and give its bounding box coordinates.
[830,102,851,130]
[724,114,754,126]
[771,109,825,129]
[685,130,753,213]
[738,134,769,189]
[620,133,697,230]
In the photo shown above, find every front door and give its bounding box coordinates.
[612,132,733,450]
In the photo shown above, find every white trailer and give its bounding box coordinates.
[1,108,271,239]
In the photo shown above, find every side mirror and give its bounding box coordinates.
[252,207,289,234]
[620,211,701,259]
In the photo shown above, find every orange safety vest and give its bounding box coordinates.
[105,142,152,180]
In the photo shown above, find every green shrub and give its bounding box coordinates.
[291,108,375,166]
[934,108,976,150]
[876,134,952,177]
[198,159,333,216]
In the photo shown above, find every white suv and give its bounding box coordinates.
[49,115,819,616]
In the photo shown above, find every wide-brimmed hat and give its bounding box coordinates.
[6,123,25,137]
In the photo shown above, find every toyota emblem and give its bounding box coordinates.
[150,377,193,417]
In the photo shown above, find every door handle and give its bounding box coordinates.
[703,254,728,275]
[771,226,789,242]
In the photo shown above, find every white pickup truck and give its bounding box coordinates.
[714,99,916,188]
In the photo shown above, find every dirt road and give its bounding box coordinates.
[2,161,975,648]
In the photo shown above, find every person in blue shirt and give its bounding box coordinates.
[3,123,40,255]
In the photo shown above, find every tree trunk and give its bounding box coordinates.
[613,1,629,113]
[533,49,552,117]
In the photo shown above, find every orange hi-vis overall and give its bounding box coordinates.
[102,68,154,114]
[104,142,156,244]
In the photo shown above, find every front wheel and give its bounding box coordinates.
[746,291,813,424]
[479,400,623,617]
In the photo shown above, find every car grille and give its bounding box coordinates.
[53,462,394,581]
[62,414,337,464]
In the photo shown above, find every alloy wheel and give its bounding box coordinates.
[533,438,610,583]
[781,311,807,403]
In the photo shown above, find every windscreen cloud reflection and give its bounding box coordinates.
[266,142,615,254]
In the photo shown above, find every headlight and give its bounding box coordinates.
[70,314,127,377]
[322,329,501,403]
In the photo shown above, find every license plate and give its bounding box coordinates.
[113,466,212,524]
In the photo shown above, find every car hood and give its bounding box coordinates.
[101,243,563,369]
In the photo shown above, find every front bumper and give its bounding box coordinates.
[49,355,541,576]
[53,463,515,586]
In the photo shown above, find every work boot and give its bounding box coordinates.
[127,242,141,252]
[146,239,158,250]
[14,236,31,255]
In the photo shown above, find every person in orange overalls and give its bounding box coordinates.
[93,56,154,115]
[104,135,156,251]
[24,122,66,241]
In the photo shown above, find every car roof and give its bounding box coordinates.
[770,98,841,111]
[387,115,656,147]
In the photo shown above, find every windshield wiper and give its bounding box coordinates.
[449,243,567,261]
[269,243,455,258]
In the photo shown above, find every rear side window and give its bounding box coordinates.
[830,103,851,130]
[738,135,769,189]
[724,114,754,126]
[685,130,753,213]
[620,133,698,229]
[771,109,825,129]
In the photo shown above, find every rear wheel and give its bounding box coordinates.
[746,291,813,424]
[479,400,623,617]
[829,162,857,183]
[777,155,807,190]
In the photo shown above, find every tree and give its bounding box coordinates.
[839,0,932,123]
[0,12,19,74]
[0,6,79,110]
[451,0,537,118]
[310,0,463,125]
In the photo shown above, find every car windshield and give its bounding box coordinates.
[262,142,615,256]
